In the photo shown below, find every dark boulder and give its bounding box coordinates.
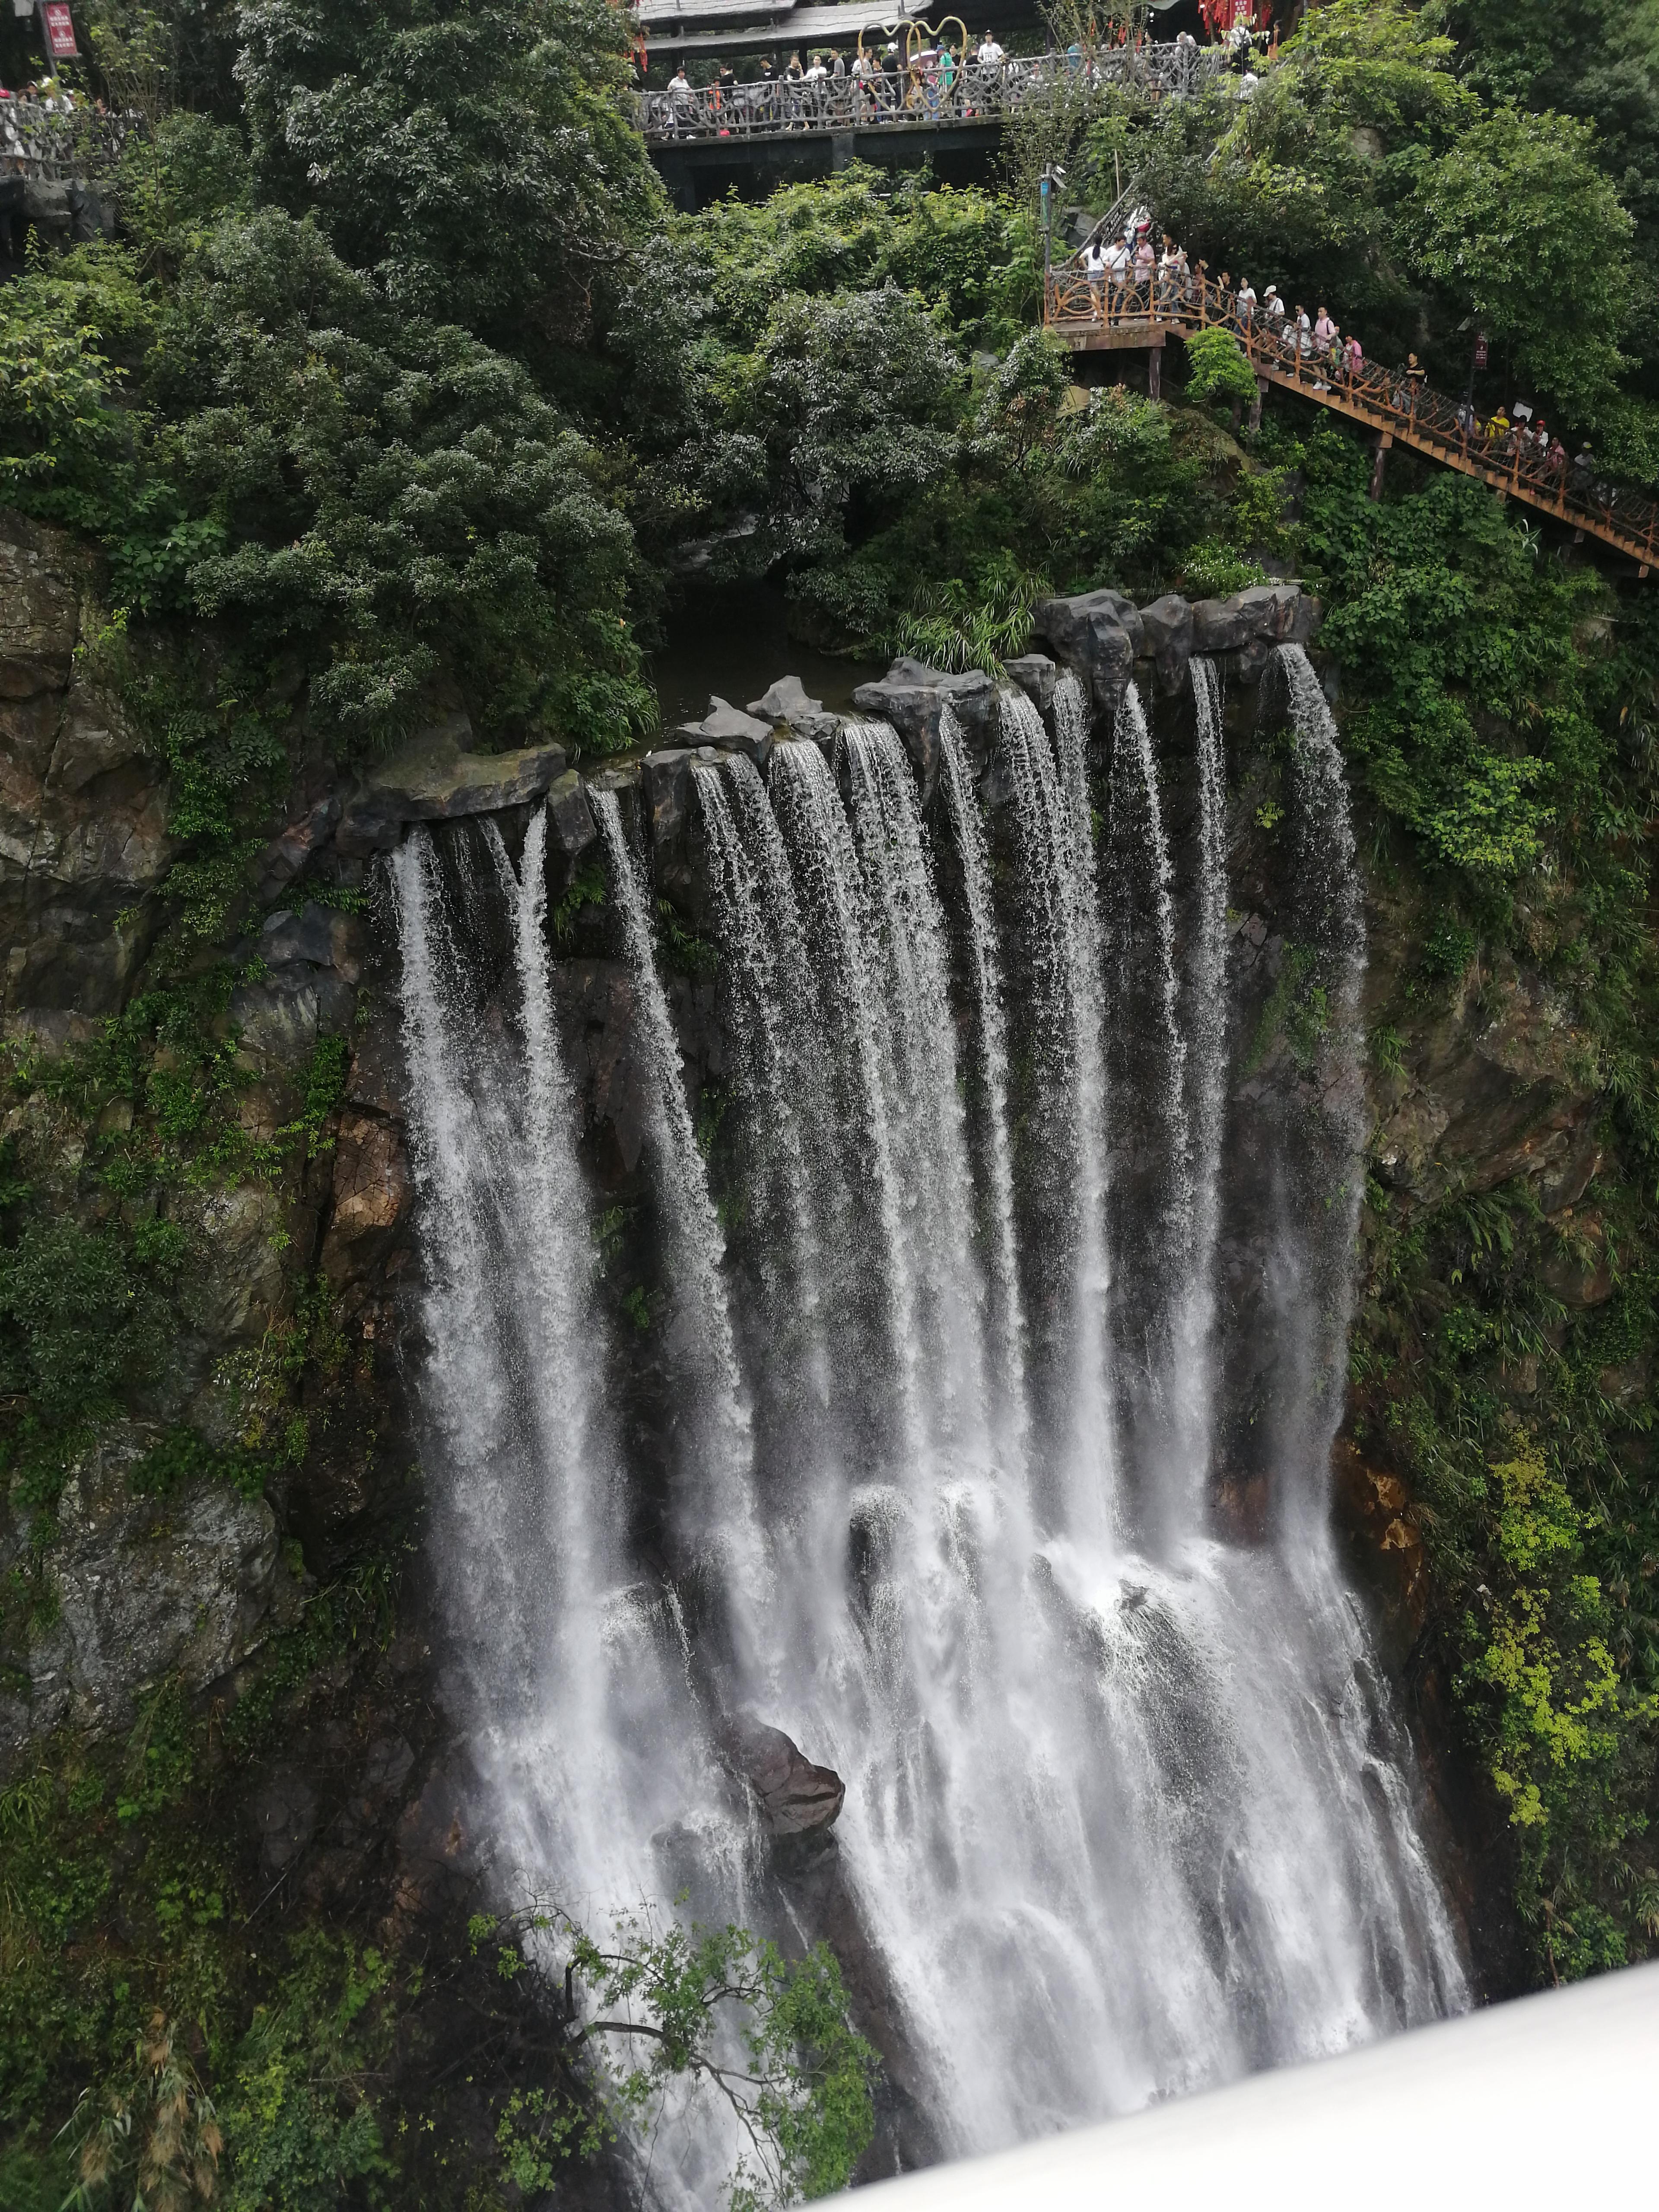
[852,658,994,801]
[748,674,822,723]
[335,712,569,858]
[1191,583,1319,655]
[673,695,775,766]
[1135,593,1196,696]
[721,1716,845,1837]
[1031,591,1139,722]
[545,769,597,861]
[1003,653,1058,712]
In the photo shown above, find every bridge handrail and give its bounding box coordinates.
[1043,264,1659,570]
[0,96,133,185]
[638,44,1227,144]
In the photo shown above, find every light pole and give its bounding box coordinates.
[1039,162,1065,282]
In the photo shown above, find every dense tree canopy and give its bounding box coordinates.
[233,0,660,347]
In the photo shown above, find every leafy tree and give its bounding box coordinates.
[1411,106,1633,418]
[1183,326,1261,410]
[471,1902,877,2208]
[158,208,648,750]
[232,0,662,350]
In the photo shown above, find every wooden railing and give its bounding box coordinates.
[638,44,1224,143]
[1043,264,1659,576]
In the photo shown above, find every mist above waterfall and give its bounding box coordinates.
[392,649,1468,2189]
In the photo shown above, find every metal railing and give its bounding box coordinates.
[0,97,131,185]
[638,43,1226,143]
[1044,262,1659,574]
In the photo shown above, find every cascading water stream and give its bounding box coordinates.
[396,658,1471,2191]
[996,678,1117,1539]
[390,814,725,1932]
[591,789,769,1663]
[938,700,1027,1471]
[1161,655,1230,1535]
[1101,679,1195,1538]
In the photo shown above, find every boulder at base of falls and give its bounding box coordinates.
[721,1716,845,1836]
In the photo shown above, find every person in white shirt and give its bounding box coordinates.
[1236,278,1257,326]
[1083,238,1108,315]
[977,33,1004,67]
[1105,235,1131,295]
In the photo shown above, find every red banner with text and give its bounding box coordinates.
[40,0,79,59]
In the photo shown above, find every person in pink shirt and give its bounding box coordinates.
[1345,334,1363,380]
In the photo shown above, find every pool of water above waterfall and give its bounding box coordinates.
[648,578,886,728]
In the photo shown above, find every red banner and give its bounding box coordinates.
[40,0,79,58]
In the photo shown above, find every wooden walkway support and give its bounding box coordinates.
[1044,268,1657,578]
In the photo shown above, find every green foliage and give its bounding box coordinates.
[59,2009,225,2212]
[215,1937,393,2211]
[0,1218,181,1430]
[473,1903,876,2207]
[157,208,648,754]
[884,556,1050,674]
[1184,326,1262,409]
[235,0,661,348]
[1104,0,1652,453]
[1410,106,1633,416]
[1356,1174,1659,1980]
[1291,430,1615,889]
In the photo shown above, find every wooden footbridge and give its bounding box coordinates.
[1044,267,1658,577]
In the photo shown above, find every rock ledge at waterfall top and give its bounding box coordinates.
[1034,581,1322,707]
[852,656,995,800]
[335,712,569,857]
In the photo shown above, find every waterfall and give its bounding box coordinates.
[390,814,725,1932]
[1161,655,1230,1535]
[591,788,769,1659]
[394,656,1470,2190]
[997,678,1116,1537]
[938,701,1027,1470]
[842,720,993,1474]
[1265,644,1369,1533]
[1101,680,1195,1536]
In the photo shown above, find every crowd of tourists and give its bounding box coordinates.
[0,79,128,182]
[645,29,1221,139]
[1065,222,1605,503]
